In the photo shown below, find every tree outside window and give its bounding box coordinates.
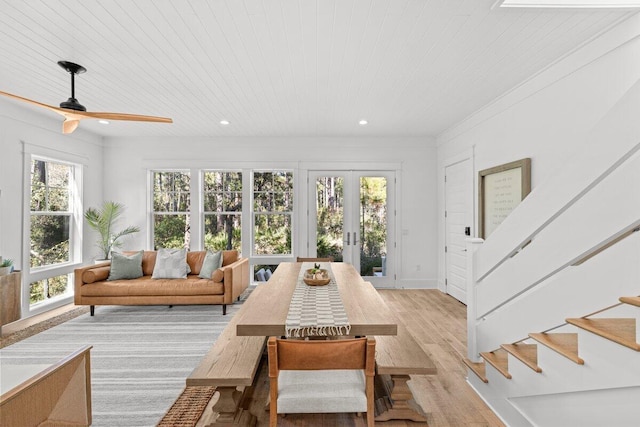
[253,171,293,255]
[152,171,190,249]
[203,171,242,251]
[29,158,76,304]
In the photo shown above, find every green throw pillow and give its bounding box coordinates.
[108,251,144,280]
[199,250,223,279]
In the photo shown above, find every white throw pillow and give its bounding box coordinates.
[152,248,189,279]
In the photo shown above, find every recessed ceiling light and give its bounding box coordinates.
[496,0,640,7]
[98,120,109,125]
[220,120,230,125]
[359,120,368,126]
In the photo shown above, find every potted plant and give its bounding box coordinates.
[0,258,13,276]
[84,201,140,261]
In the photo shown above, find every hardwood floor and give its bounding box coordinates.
[241,289,505,427]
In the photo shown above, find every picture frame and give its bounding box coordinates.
[478,158,531,239]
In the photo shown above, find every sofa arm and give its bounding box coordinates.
[74,262,110,304]
[221,257,249,304]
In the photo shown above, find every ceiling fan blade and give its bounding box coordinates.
[0,90,65,115]
[79,111,173,123]
[62,119,80,134]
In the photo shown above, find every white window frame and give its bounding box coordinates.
[149,169,192,250]
[250,169,295,260]
[22,148,84,316]
[201,169,243,252]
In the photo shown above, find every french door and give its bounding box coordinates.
[308,170,395,287]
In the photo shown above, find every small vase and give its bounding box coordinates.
[0,266,11,276]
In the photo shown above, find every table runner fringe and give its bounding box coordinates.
[286,324,351,338]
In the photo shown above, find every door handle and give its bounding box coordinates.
[353,232,358,245]
[345,232,351,246]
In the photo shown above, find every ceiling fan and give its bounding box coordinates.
[0,60,173,134]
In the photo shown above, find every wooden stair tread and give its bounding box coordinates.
[619,296,640,307]
[501,343,542,373]
[528,333,584,365]
[480,350,511,379]
[566,318,640,351]
[463,358,488,383]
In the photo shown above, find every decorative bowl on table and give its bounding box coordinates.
[303,268,330,286]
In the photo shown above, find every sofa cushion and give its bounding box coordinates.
[80,276,224,297]
[199,250,223,279]
[152,248,189,279]
[108,251,144,281]
[187,251,206,275]
[82,266,110,284]
[222,250,238,267]
[142,251,157,276]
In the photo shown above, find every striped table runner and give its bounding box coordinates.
[285,262,351,338]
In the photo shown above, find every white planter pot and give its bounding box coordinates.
[0,266,11,276]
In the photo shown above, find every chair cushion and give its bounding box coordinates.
[277,369,366,414]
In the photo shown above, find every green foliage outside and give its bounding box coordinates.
[315,176,387,276]
[29,159,73,303]
[30,274,69,304]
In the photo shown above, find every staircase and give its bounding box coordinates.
[465,295,639,380]
[462,81,640,426]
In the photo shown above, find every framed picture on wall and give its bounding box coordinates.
[478,158,531,239]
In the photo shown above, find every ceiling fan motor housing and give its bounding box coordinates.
[58,60,87,111]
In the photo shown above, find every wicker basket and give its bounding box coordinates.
[303,269,330,286]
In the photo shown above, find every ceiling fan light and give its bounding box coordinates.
[98,120,109,125]
[359,119,368,126]
[220,120,230,125]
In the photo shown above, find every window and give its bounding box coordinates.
[152,171,190,249]
[253,170,293,255]
[203,171,242,251]
[29,157,79,305]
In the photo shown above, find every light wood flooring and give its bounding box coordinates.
[238,289,505,427]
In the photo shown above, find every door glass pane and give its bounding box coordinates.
[359,177,387,277]
[315,177,344,261]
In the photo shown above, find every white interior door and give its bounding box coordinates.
[308,170,396,287]
[445,159,473,303]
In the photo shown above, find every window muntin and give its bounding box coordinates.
[29,273,72,305]
[203,171,242,251]
[253,170,293,255]
[152,171,190,249]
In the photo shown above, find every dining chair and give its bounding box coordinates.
[296,257,334,262]
[267,336,376,427]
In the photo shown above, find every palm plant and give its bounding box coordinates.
[84,201,140,260]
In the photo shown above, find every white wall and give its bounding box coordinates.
[0,101,104,271]
[102,136,438,288]
[436,12,640,293]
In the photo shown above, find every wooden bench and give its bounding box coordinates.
[374,303,437,422]
[187,296,266,426]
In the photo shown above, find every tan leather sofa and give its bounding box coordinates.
[74,250,249,316]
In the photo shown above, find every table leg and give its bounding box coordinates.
[202,386,257,426]
[374,374,429,422]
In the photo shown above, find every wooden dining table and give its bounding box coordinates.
[227,261,437,424]
[235,262,398,337]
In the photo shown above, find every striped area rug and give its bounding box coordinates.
[0,296,247,427]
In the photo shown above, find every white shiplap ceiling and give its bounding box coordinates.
[0,0,635,138]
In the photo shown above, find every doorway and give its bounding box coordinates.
[308,170,396,287]
[445,159,473,303]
